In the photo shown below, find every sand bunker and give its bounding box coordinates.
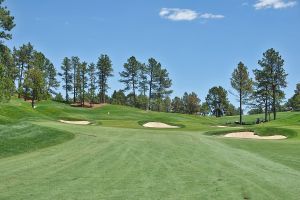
[59,120,91,125]
[224,132,286,140]
[143,122,179,129]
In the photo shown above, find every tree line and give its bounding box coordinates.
[0,0,299,122]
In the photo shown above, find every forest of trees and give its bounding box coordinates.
[0,0,299,122]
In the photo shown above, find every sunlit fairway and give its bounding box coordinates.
[1,98,300,199]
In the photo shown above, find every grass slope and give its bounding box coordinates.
[0,98,300,199]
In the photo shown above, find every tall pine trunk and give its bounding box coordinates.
[73,68,76,103]
[132,79,136,105]
[148,70,153,110]
[31,90,35,108]
[18,63,24,98]
[272,87,276,120]
[264,98,268,121]
[82,78,85,107]
[239,88,242,125]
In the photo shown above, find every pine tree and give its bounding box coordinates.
[45,62,59,97]
[231,62,252,124]
[200,102,210,116]
[182,92,201,114]
[287,83,300,111]
[88,63,96,106]
[71,56,80,103]
[111,90,126,105]
[257,48,287,120]
[97,54,113,103]
[253,49,287,121]
[162,96,172,112]
[80,62,88,107]
[138,63,148,96]
[171,96,184,113]
[24,66,45,108]
[295,83,300,95]
[146,58,160,110]
[59,57,72,103]
[13,43,34,98]
[119,56,140,106]
[253,68,271,121]
[206,86,229,117]
[0,0,15,43]
[0,45,16,102]
[152,67,172,111]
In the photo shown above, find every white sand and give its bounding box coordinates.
[224,132,286,140]
[59,120,90,125]
[212,126,240,128]
[143,122,179,129]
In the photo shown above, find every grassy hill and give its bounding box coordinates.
[0,98,300,199]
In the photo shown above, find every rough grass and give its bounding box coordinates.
[0,98,300,199]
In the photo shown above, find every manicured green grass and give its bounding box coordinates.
[0,98,300,199]
[0,123,74,158]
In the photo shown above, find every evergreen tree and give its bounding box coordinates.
[111,90,126,105]
[200,102,210,116]
[59,57,72,103]
[97,54,113,103]
[24,66,45,108]
[162,96,172,112]
[295,83,300,95]
[0,0,15,102]
[0,45,16,102]
[45,62,59,97]
[0,0,15,43]
[119,56,141,106]
[71,56,80,103]
[146,58,160,110]
[225,103,239,116]
[136,94,148,110]
[257,48,287,120]
[171,96,184,113]
[152,67,172,111]
[182,92,201,114]
[13,43,34,98]
[206,86,229,117]
[80,62,88,106]
[287,83,300,111]
[138,63,148,96]
[88,63,97,106]
[231,62,253,124]
[253,68,271,121]
[53,92,64,103]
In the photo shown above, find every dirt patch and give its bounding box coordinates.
[224,132,286,140]
[59,120,91,125]
[70,102,107,108]
[143,122,179,129]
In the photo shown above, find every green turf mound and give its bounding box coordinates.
[0,123,74,158]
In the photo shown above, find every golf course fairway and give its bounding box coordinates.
[1,99,300,199]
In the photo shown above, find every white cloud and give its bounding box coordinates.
[159,8,198,21]
[199,13,225,19]
[254,0,297,9]
[159,8,224,21]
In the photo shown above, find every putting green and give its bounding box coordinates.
[0,99,300,199]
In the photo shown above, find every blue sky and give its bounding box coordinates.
[4,0,300,106]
